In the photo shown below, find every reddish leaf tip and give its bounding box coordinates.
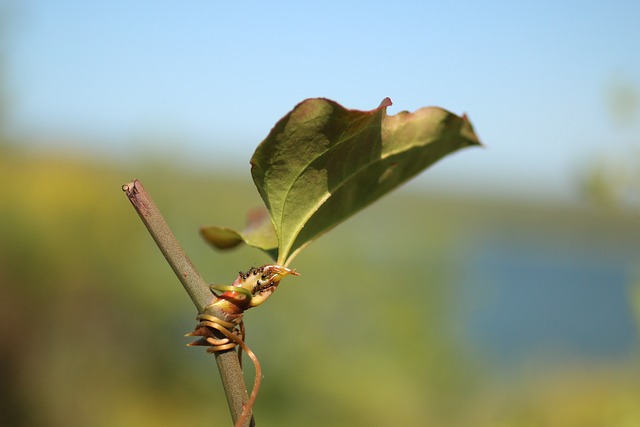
[379,97,393,108]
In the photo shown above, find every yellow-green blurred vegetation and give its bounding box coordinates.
[1,132,639,427]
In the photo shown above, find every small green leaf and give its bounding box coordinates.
[200,207,278,259]
[200,226,244,249]
[251,98,481,265]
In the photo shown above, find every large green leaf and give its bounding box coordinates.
[250,97,481,265]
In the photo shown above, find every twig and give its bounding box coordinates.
[122,179,255,427]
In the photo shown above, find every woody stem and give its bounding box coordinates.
[122,179,255,427]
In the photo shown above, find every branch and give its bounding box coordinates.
[122,179,255,427]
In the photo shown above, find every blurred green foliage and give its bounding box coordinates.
[1,138,639,427]
[580,75,640,213]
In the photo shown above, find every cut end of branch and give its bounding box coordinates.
[122,179,151,216]
[122,180,139,195]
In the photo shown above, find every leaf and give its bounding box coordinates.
[200,207,278,259]
[250,97,481,266]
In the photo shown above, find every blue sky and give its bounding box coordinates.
[5,0,640,200]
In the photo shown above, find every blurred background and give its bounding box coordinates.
[1,1,639,426]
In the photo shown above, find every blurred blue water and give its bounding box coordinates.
[456,232,639,372]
